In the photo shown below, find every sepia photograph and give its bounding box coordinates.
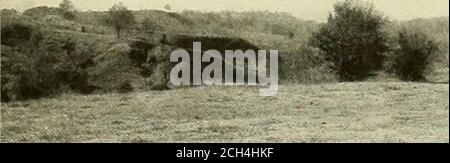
[0,0,448,145]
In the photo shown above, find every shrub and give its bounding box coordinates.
[148,62,171,91]
[1,9,20,18]
[1,23,47,101]
[1,30,94,101]
[15,50,61,100]
[1,23,33,46]
[1,43,63,101]
[89,43,143,93]
[1,45,28,101]
[128,40,154,66]
[309,0,388,81]
[59,0,77,20]
[279,45,336,83]
[393,30,438,81]
[117,81,134,93]
[108,3,136,39]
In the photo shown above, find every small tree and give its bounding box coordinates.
[109,3,136,39]
[310,0,388,81]
[59,0,77,20]
[393,30,437,81]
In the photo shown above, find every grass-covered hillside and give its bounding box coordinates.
[1,6,449,101]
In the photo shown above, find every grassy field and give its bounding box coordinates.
[1,82,448,143]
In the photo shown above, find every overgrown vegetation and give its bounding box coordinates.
[59,0,77,20]
[393,30,438,81]
[1,21,94,101]
[108,3,136,39]
[279,45,336,84]
[310,0,388,81]
[0,0,448,102]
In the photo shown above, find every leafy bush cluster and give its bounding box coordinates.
[1,22,94,101]
[310,0,438,82]
[310,0,388,81]
[59,0,77,20]
[393,30,438,81]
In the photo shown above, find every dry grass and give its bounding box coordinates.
[1,82,448,143]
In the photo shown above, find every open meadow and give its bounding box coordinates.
[2,82,448,143]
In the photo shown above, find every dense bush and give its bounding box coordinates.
[1,45,60,101]
[59,0,77,20]
[108,3,136,39]
[89,43,142,93]
[310,0,389,81]
[1,46,27,101]
[128,40,154,66]
[117,81,134,93]
[1,24,94,101]
[0,9,20,18]
[393,30,438,81]
[1,23,33,46]
[279,45,336,83]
